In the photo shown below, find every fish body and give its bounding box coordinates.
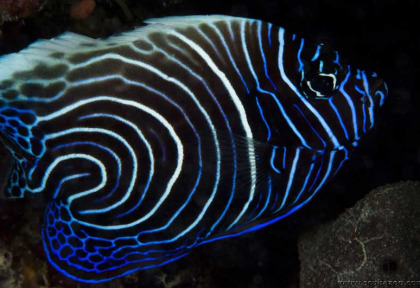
[0,15,387,282]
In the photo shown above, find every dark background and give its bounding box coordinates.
[0,0,419,287]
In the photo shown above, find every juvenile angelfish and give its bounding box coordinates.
[0,15,387,282]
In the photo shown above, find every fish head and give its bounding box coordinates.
[282,35,388,151]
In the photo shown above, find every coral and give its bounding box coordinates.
[299,181,420,288]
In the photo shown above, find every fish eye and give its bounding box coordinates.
[300,58,345,100]
[305,73,337,99]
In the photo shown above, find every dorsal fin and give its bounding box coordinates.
[0,32,99,82]
[0,15,246,83]
[144,14,241,25]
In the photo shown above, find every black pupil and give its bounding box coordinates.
[310,75,334,96]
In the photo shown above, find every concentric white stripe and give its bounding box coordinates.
[43,127,137,212]
[169,26,257,230]
[208,22,250,93]
[79,113,154,210]
[28,153,107,196]
[38,48,221,231]
[38,96,184,230]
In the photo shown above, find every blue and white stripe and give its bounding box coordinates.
[0,15,387,283]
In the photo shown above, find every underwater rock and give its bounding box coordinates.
[298,181,420,288]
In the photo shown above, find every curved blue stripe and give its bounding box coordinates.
[198,152,336,248]
[247,193,263,220]
[276,147,301,212]
[282,146,287,170]
[257,22,277,90]
[126,44,236,238]
[362,102,367,134]
[209,23,250,94]
[293,104,327,148]
[291,162,315,205]
[328,98,350,141]
[157,32,238,237]
[339,68,359,141]
[355,85,365,95]
[279,29,340,148]
[306,158,324,193]
[270,192,279,212]
[376,90,386,106]
[297,38,305,72]
[333,51,341,67]
[53,173,90,199]
[251,176,272,221]
[332,148,348,177]
[268,23,273,47]
[311,45,321,61]
[361,71,375,128]
[255,96,272,141]
[270,146,281,174]
[137,165,202,236]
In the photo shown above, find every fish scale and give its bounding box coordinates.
[0,15,387,282]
